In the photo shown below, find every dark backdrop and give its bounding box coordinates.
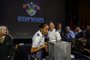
[0,0,65,39]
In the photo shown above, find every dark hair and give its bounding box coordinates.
[56,23,62,27]
[39,23,48,29]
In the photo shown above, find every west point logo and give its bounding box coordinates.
[23,2,40,16]
[17,1,44,23]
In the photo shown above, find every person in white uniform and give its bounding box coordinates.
[48,22,61,42]
[31,23,49,60]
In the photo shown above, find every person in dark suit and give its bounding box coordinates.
[75,26,83,39]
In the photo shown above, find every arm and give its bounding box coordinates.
[7,35,14,57]
[31,35,47,53]
[31,45,46,53]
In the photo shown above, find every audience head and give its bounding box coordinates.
[86,25,90,30]
[65,26,71,32]
[75,26,81,32]
[57,23,62,30]
[49,21,55,31]
[0,26,9,36]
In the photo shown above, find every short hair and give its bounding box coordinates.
[57,23,62,25]
[39,23,48,29]
[65,26,70,30]
[49,21,54,24]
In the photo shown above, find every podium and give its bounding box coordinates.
[48,41,71,60]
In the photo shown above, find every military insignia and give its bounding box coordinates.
[55,29,57,32]
[37,33,40,36]
[23,2,40,16]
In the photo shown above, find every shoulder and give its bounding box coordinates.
[54,29,60,34]
[6,34,13,40]
[33,30,42,39]
[69,30,74,33]
[53,29,58,32]
[36,32,41,37]
[35,30,42,36]
[5,34,13,42]
[53,29,60,35]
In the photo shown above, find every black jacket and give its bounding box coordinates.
[0,35,13,57]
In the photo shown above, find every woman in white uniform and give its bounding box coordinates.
[31,23,49,60]
[48,22,61,42]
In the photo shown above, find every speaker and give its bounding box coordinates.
[48,41,71,60]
